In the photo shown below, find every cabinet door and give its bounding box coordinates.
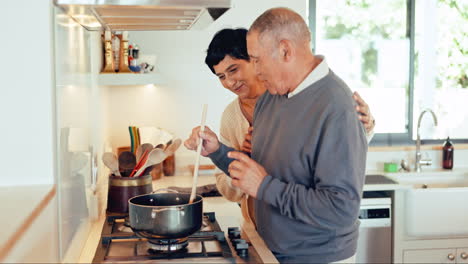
[458,248,468,264]
[54,7,98,261]
[404,249,456,263]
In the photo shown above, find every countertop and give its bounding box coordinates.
[78,173,405,262]
[363,174,408,191]
[0,184,55,246]
[0,184,56,262]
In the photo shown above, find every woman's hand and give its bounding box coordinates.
[353,91,375,134]
[184,126,220,156]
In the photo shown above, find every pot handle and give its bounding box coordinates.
[151,188,179,194]
[151,207,184,218]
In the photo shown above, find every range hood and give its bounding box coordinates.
[54,0,231,31]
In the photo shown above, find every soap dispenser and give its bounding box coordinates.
[442,137,454,169]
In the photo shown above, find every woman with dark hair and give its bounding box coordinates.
[204,28,375,225]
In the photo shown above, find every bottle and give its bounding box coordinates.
[442,137,454,169]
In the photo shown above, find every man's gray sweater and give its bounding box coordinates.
[209,70,367,263]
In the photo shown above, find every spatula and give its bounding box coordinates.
[136,143,154,161]
[164,138,182,157]
[134,148,167,177]
[189,104,208,204]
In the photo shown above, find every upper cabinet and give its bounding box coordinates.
[53,0,232,31]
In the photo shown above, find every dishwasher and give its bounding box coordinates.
[356,190,392,263]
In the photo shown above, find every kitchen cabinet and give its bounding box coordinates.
[458,248,468,264]
[404,248,468,263]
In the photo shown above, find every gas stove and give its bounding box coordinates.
[92,212,266,263]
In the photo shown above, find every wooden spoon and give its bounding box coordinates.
[136,143,154,161]
[135,148,167,177]
[102,152,120,176]
[118,151,136,177]
[164,138,182,157]
[190,104,207,204]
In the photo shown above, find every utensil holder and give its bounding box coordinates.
[107,174,153,213]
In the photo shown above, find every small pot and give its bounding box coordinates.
[128,189,203,239]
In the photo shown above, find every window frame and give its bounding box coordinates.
[308,0,468,146]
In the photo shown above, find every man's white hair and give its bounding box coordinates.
[249,7,311,47]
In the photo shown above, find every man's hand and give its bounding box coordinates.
[227,151,268,198]
[184,126,220,156]
[353,91,375,134]
[241,126,253,154]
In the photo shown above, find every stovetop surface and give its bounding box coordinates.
[93,212,263,263]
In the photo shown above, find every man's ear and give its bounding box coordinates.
[279,39,293,62]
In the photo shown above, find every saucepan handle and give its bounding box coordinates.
[151,188,179,194]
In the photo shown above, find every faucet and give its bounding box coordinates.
[415,109,438,172]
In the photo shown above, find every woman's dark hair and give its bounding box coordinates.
[205,28,250,74]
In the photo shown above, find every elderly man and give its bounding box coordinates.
[185,7,367,263]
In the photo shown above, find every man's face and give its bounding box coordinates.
[247,31,284,95]
[213,55,257,99]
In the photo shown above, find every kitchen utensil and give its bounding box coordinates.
[129,126,135,154]
[155,143,165,149]
[164,139,173,150]
[135,148,167,177]
[190,104,208,204]
[102,152,121,176]
[129,149,150,177]
[128,189,203,239]
[118,151,136,177]
[136,143,154,161]
[164,138,182,157]
[107,174,153,213]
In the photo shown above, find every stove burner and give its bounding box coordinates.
[147,237,189,252]
[93,212,256,263]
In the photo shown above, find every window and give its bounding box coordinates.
[414,0,468,140]
[309,0,468,144]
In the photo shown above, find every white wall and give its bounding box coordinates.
[0,1,55,186]
[104,0,308,167]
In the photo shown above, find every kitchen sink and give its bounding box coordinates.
[386,170,468,238]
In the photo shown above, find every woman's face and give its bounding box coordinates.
[213,55,258,99]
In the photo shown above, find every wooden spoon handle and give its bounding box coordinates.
[189,104,207,203]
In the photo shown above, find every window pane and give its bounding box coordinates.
[414,0,468,139]
[316,0,410,133]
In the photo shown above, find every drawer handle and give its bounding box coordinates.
[461,252,468,260]
[447,253,455,261]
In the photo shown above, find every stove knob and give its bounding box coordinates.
[231,238,246,246]
[228,227,241,239]
[235,240,249,257]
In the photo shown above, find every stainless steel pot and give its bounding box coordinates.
[128,189,203,239]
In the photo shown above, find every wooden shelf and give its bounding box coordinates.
[98,73,164,86]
